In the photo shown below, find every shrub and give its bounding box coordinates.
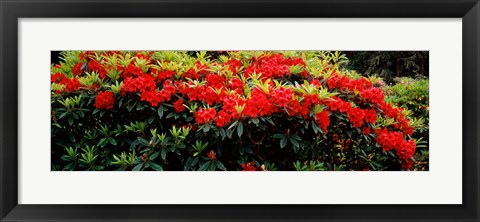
[384,77,429,170]
[51,51,423,171]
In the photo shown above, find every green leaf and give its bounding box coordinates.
[208,162,217,171]
[129,139,139,150]
[191,156,199,166]
[280,137,287,148]
[109,137,117,146]
[198,161,210,171]
[149,162,163,171]
[346,130,352,138]
[137,137,149,146]
[215,161,226,171]
[132,163,143,171]
[290,134,301,141]
[97,138,108,147]
[239,146,244,155]
[150,152,159,160]
[237,121,243,137]
[203,124,210,133]
[157,106,164,119]
[226,128,234,139]
[161,149,167,161]
[219,128,226,139]
[292,144,299,153]
[184,157,193,171]
[289,137,299,147]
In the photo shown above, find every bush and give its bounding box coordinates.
[51,51,423,171]
[384,77,429,170]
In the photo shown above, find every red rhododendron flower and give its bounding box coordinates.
[51,73,68,84]
[244,53,297,78]
[361,88,384,104]
[229,77,244,93]
[364,109,377,124]
[65,78,81,93]
[215,110,233,128]
[241,161,257,171]
[271,87,294,108]
[315,110,330,132]
[173,99,185,113]
[140,90,162,107]
[207,150,217,161]
[225,59,242,74]
[72,63,85,76]
[374,127,417,169]
[155,70,175,82]
[326,97,352,113]
[94,91,115,110]
[361,127,371,135]
[206,73,226,88]
[127,64,144,77]
[88,60,107,79]
[194,108,217,125]
[347,108,365,128]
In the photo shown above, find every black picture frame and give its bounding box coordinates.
[1,0,479,221]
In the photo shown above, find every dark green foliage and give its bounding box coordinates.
[342,51,428,83]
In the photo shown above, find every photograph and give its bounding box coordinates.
[2,0,479,220]
[51,50,429,171]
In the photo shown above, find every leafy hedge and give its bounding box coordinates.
[384,77,429,170]
[51,51,424,171]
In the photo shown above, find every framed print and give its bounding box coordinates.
[1,0,479,221]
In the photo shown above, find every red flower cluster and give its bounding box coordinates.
[94,91,115,110]
[51,73,82,93]
[65,78,81,93]
[244,54,305,78]
[173,99,185,113]
[315,110,330,132]
[72,63,84,76]
[225,59,242,74]
[194,108,217,125]
[347,108,365,128]
[375,128,416,168]
[207,150,217,161]
[241,162,257,171]
[51,73,67,84]
[88,60,107,79]
[271,87,294,107]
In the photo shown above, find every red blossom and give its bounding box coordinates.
[72,63,85,76]
[173,99,185,113]
[364,109,377,124]
[361,127,371,135]
[88,60,107,79]
[65,78,81,93]
[315,110,330,132]
[194,108,217,125]
[94,91,115,110]
[347,108,365,128]
[207,150,217,161]
[215,110,233,128]
[51,73,68,84]
[374,128,416,169]
[241,161,257,171]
